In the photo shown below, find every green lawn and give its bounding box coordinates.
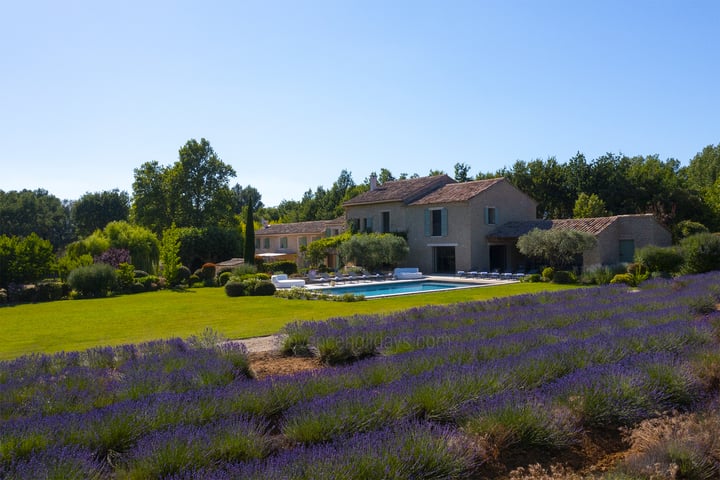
[0,282,578,360]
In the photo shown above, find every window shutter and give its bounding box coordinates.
[424,209,431,237]
[366,217,373,231]
[441,208,448,236]
[484,207,489,224]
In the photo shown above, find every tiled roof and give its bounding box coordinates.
[255,218,346,236]
[343,174,455,206]
[487,216,620,240]
[409,177,506,205]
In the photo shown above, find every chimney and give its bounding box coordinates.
[370,173,378,191]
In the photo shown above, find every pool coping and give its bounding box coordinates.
[302,275,518,299]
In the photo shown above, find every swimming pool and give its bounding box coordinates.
[319,280,477,298]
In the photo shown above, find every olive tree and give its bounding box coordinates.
[517,228,597,270]
[339,233,409,272]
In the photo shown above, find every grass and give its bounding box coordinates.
[0,282,577,361]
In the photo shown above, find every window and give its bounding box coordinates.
[280,237,288,249]
[425,208,448,237]
[299,237,307,248]
[350,218,360,233]
[362,217,373,233]
[263,238,270,249]
[381,211,390,233]
[254,238,260,249]
[485,207,497,225]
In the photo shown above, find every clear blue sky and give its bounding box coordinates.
[2,0,718,207]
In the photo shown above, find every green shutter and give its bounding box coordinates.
[441,208,448,236]
[484,207,489,224]
[424,209,431,237]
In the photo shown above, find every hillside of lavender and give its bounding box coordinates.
[2,273,720,479]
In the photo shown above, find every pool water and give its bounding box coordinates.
[320,280,475,298]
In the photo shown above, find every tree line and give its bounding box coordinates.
[2,139,719,277]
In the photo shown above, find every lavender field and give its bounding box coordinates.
[2,273,720,479]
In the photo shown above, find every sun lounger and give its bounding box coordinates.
[393,267,423,280]
[271,274,306,288]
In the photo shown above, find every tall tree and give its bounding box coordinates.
[573,193,608,218]
[454,163,471,182]
[243,199,255,264]
[0,189,73,248]
[72,189,130,237]
[173,138,236,228]
[132,139,238,233]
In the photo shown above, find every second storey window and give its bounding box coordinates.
[280,237,288,249]
[381,211,390,233]
[424,208,448,237]
[485,207,497,225]
[263,238,270,249]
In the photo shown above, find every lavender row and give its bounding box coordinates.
[166,421,479,480]
[284,273,720,362]
[279,316,716,443]
[0,338,250,421]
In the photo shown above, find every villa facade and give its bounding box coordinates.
[256,174,672,274]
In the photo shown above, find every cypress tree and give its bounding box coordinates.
[243,202,255,264]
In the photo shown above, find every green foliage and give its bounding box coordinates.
[517,228,597,270]
[103,221,160,274]
[673,220,710,242]
[680,233,720,274]
[66,230,110,259]
[56,254,94,282]
[249,279,276,296]
[218,271,232,286]
[160,225,183,286]
[573,192,608,218]
[243,197,255,264]
[224,281,247,297]
[131,138,237,233]
[303,232,350,267]
[338,233,409,272]
[541,267,554,281]
[0,189,73,248]
[580,265,626,285]
[260,260,297,275]
[0,233,56,287]
[635,245,685,275]
[35,281,66,302]
[552,270,576,284]
[521,273,542,283]
[71,189,130,237]
[610,264,650,287]
[116,262,136,292]
[67,264,118,298]
[174,226,242,271]
[274,287,366,302]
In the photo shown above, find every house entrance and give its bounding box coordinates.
[489,245,507,272]
[433,246,456,273]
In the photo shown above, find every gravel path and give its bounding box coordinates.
[230,334,287,353]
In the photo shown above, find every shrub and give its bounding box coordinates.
[260,260,297,275]
[131,282,146,294]
[218,271,232,286]
[250,280,276,296]
[635,245,684,276]
[610,273,634,286]
[521,273,542,283]
[35,281,66,302]
[177,266,191,284]
[116,263,136,292]
[188,274,201,286]
[67,263,118,298]
[224,281,247,297]
[680,233,720,274]
[200,263,216,281]
[552,271,576,284]
[580,265,625,285]
[542,267,554,281]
